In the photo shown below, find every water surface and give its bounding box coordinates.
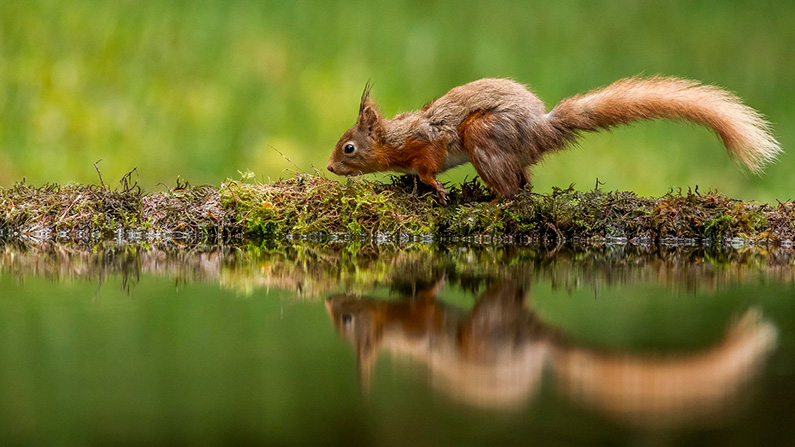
[1,242,793,446]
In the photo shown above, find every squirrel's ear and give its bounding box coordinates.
[358,104,380,133]
[357,82,381,135]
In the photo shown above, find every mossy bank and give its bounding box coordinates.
[1,174,794,246]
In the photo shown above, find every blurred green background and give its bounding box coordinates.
[1,0,792,201]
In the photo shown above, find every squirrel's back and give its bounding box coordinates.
[423,78,545,122]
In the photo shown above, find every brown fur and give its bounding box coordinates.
[327,77,780,201]
[459,110,530,197]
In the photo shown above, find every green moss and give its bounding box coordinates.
[1,175,794,245]
[704,214,734,239]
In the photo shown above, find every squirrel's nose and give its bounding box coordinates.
[327,164,335,174]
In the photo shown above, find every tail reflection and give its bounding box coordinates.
[326,277,777,427]
[551,309,776,428]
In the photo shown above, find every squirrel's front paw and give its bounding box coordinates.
[435,183,449,205]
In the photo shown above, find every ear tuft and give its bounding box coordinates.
[357,82,381,134]
[359,81,373,115]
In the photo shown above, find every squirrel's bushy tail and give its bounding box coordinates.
[547,77,780,172]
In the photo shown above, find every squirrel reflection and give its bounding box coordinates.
[326,275,777,428]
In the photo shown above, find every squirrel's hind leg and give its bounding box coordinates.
[520,169,532,192]
[460,113,526,198]
[468,144,525,198]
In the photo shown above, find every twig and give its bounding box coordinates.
[118,167,139,194]
[269,145,304,173]
[594,178,605,191]
[94,159,105,189]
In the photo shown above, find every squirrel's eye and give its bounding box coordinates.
[344,143,355,155]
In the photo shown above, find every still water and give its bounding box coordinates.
[0,242,794,446]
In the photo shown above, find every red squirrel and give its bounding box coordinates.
[327,77,780,204]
